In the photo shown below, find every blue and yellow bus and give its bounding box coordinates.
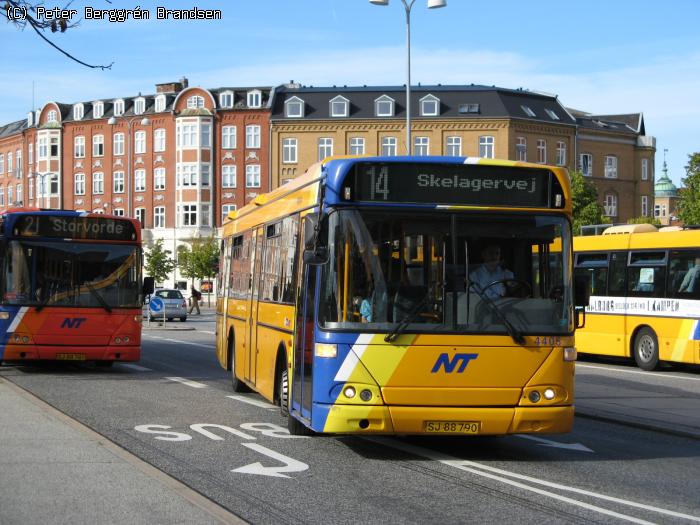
[217,156,583,435]
[0,209,146,366]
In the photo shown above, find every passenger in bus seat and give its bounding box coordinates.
[678,257,700,293]
[469,244,514,299]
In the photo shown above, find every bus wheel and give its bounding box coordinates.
[279,366,312,436]
[634,327,659,371]
[230,339,248,392]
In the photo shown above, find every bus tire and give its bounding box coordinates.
[279,365,313,436]
[633,327,659,371]
[229,335,248,393]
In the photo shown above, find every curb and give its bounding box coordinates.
[576,408,700,441]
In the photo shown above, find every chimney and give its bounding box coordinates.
[155,77,189,94]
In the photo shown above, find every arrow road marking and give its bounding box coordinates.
[231,443,309,478]
[515,434,594,452]
[120,364,152,372]
[165,377,207,389]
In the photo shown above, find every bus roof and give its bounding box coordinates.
[575,228,700,252]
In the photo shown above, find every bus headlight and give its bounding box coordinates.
[563,347,577,361]
[544,388,556,400]
[343,386,356,398]
[315,343,337,358]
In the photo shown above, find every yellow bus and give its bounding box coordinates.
[574,224,700,370]
[216,156,584,435]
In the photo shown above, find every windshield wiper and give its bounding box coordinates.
[385,293,431,343]
[34,295,51,313]
[85,282,112,313]
[468,282,525,345]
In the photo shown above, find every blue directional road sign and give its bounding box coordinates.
[149,296,164,313]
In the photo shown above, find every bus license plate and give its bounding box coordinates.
[425,421,480,434]
[56,353,86,361]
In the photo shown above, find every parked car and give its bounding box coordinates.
[149,288,187,322]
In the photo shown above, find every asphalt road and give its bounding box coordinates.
[2,315,699,524]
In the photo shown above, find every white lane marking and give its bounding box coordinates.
[227,395,277,411]
[515,434,593,452]
[121,364,152,372]
[199,330,216,335]
[161,338,215,349]
[7,307,28,332]
[366,438,699,524]
[232,443,309,478]
[165,377,207,389]
[576,362,700,383]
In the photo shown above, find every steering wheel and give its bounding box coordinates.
[482,278,532,298]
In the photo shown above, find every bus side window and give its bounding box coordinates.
[669,250,700,299]
[608,251,627,296]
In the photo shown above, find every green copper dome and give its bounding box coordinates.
[655,161,678,197]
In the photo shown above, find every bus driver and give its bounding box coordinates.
[469,244,514,299]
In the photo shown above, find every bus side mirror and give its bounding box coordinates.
[143,276,155,296]
[303,247,328,266]
[303,213,319,250]
[574,274,590,307]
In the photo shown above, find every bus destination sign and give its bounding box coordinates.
[345,162,557,208]
[12,215,137,241]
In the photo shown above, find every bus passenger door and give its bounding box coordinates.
[246,226,264,385]
[292,259,316,421]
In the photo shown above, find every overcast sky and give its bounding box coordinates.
[2,0,698,185]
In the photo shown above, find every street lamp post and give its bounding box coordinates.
[107,115,150,217]
[369,0,446,154]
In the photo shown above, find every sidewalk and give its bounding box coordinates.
[0,377,242,525]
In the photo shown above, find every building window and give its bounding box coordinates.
[73,104,84,121]
[246,125,260,148]
[114,99,124,116]
[516,137,527,161]
[113,171,124,193]
[27,111,33,126]
[201,164,210,187]
[50,137,59,157]
[154,206,165,228]
[330,96,349,117]
[74,173,85,195]
[134,98,145,115]
[28,144,33,165]
[177,164,197,187]
[222,204,236,223]
[420,94,439,116]
[113,208,125,217]
[556,141,567,166]
[154,167,165,190]
[134,169,146,192]
[605,155,618,178]
[7,185,13,205]
[642,158,649,181]
[222,126,236,149]
[93,135,104,157]
[0,189,4,206]
[222,165,237,188]
[28,179,33,200]
[154,129,166,152]
[414,136,429,156]
[349,137,365,155]
[521,105,536,118]
[47,110,58,122]
[246,165,261,188]
[604,193,618,217]
[74,136,85,158]
[200,204,211,227]
[537,139,546,164]
[187,96,205,109]
[50,174,59,195]
[134,131,146,154]
[92,172,104,194]
[113,133,124,156]
[7,152,12,173]
[15,149,23,177]
[318,138,333,161]
[0,154,3,173]
[545,108,560,120]
[38,138,48,160]
[16,184,22,205]
[382,136,397,156]
[93,101,104,119]
[641,195,649,217]
[445,136,461,157]
[285,96,304,118]
[479,136,494,159]
[219,91,233,108]
[135,208,146,227]
[579,153,593,176]
[655,204,666,218]
[179,204,197,227]
[247,90,262,108]
[282,138,297,163]
[458,103,480,114]
[154,95,166,113]
[178,123,197,148]
[375,95,395,117]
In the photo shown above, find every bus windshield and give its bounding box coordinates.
[0,240,141,309]
[319,209,572,335]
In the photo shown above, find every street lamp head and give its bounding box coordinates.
[427,0,447,8]
[369,0,389,5]
[107,116,117,125]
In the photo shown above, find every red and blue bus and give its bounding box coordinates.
[0,209,147,366]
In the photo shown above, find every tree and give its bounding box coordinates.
[571,170,609,235]
[143,239,175,287]
[177,237,220,305]
[2,1,112,69]
[677,153,700,225]
[627,216,661,226]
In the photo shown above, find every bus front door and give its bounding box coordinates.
[292,264,316,421]
[246,226,264,386]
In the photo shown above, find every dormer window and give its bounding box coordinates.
[330,95,349,117]
[247,89,262,108]
[419,94,439,116]
[27,112,34,126]
[134,97,146,115]
[73,103,84,121]
[545,108,560,120]
[285,96,305,118]
[219,91,234,108]
[47,110,58,122]
[114,99,125,116]
[93,101,104,119]
[187,95,205,109]
[154,95,166,113]
[458,103,480,114]
[375,95,395,117]
[521,105,536,118]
